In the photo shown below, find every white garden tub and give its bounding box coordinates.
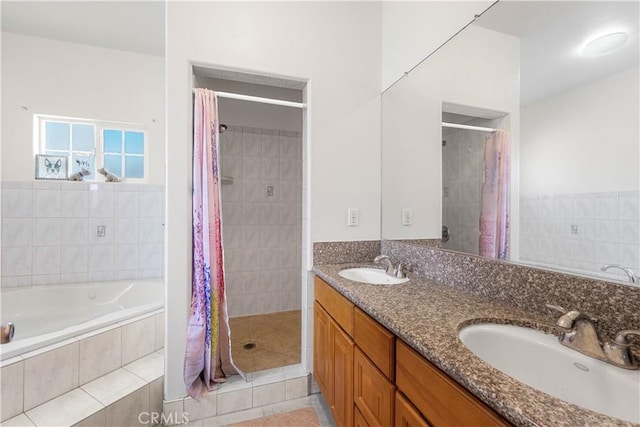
[0,279,164,360]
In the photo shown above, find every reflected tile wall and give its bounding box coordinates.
[221,126,302,317]
[1,182,164,288]
[520,191,640,281]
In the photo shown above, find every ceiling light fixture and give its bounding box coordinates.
[581,31,629,57]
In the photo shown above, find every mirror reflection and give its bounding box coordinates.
[381,1,639,285]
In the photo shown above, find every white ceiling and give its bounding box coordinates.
[1,1,165,57]
[2,1,637,102]
[474,1,640,105]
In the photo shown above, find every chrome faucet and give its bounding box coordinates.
[1,323,15,344]
[546,304,639,369]
[373,255,409,278]
[601,264,638,284]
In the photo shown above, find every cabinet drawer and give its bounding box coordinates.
[396,340,509,427]
[354,346,395,427]
[315,276,354,336]
[396,391,430,427]
[354,307,395,380]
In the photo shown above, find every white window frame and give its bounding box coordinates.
[35,114,148,183]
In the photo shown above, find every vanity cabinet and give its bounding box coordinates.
[396,340,509,427]
[395,392,430,427]
[314,276,509,427]
[314,278,355,427]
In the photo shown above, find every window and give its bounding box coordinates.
[37,115,147,181]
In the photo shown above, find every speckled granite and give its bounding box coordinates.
[381,239,640,341]
[313,238,640,426]
[313,264,640,427]
[313,240,380,265]
[396,238,442,247]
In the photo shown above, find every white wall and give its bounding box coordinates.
[381,25,520,240]
[381,1,492,91]
[166,1,381,400]
[520,66,640,196]
[1,32,165,185]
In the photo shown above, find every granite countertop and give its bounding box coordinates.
[313,263,638,427]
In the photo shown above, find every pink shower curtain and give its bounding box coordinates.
[184,88,237,399]
[479,130,510,260]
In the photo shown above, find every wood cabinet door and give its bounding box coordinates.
[356,406,372,427]
[314,302,331,400]
[354,346,395,427]
[331,319,354,427]
[395,392,430,427]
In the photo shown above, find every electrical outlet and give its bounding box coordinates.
[347,209,359,226]
[571,224,578,234]
[402,209,413,226]
[97,225,106,237]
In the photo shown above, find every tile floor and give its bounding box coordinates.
[183,393,335,426]
[230,311,301,373]
[227,407,319,426]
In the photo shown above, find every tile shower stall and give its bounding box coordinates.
[1,181,164,288]
[220,125,302,318]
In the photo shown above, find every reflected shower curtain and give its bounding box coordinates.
[479,130,510,260]
[184,88,237,399]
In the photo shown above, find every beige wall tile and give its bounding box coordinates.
[253,382,286,408]
[183,392,217,421]
[121,316,156,365]
[149,378,163,420]
[155,312,165,351]
[79,328,122,385]
[285,376,309,400]
[104,385,149,427]
[0,360,23,421]
[217,388,252,415]
[24,342,79,410]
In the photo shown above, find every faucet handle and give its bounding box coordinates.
[545,304,590,329]
[613,330,640,346]
[395,262,409,278]
[545,304,567,314]
[605,330,640,369]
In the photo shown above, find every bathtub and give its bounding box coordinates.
[0,279,164,360]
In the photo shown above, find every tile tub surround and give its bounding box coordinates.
[520,190,640,280]
[0,352,164,427]
[381,239,640,341]
[0,310,164,423]
[1,181,165,288]
[312,240,381,265]
[313,264,639,427]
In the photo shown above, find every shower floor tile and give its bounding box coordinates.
[230,310,301,373]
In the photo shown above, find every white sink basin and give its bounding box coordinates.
[459,323,640,423]
[338,268,409,285]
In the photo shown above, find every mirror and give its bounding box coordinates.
[381,1,640,285]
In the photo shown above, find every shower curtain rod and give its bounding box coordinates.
[442,122,497,133]
[215,90,306,109]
